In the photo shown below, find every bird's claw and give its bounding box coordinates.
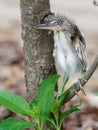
[78,79,86,96]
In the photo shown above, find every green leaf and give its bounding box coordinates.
[38,75,60,125]
[0,91,31,117]
[58,86,73,107]
[46,117,56,128]
[60,102,82,126]
[31,74,60,125]
[39,84,54,124]
[51,88,72,122]
[0,117,34,130]
[51,78,69,122]
[37,74,60,102]
[51,99,60,122]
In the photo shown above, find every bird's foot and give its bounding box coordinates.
[82,76,87,83]
[81,74,87,83]
[54,91,61,99]
[55,77,69,99]
[78,79,86,96]
[74,89,79,96]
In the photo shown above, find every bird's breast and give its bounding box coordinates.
[53,31,80,77]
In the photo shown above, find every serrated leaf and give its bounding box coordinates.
[38,75,60,125]
[60,102,81,126]
[0,117,34,130]
[31,75,60,125]
[0,91,31,117]
[37,74,60,102]
[39,84,54,121]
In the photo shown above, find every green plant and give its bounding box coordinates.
[0,75,81,130]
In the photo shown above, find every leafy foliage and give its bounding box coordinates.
[60,101,81,127]
[0,117,34,130]
[0,74,82,130]
[30,74,60,128]
[0,91,31,117]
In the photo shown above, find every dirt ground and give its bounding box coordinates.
[0,0,98,130]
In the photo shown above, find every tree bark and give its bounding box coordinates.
[20,0,56,103]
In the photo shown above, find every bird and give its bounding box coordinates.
[37,15,88,95]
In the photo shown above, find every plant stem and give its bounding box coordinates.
[56,126,61,130]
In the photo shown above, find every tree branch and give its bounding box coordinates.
[20,0,56,103]
[62,54,98,104]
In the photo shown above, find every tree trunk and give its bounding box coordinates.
[20,0,56,103]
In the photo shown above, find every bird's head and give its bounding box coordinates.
[37,15,72,31]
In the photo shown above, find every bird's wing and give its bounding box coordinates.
[73,32,88,72]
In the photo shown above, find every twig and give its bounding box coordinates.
[62,54,98,104]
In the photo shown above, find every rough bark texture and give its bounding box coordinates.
[20,0,56,103]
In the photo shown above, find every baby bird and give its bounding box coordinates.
[37,15,88,94]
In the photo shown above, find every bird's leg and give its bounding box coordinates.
[78,78,86,95]
[76,71,87,96]
[61,76,69,92]
[80,71,88,83]
[74,89,79,96]
[81,74,87,83]
[57,76,69,97]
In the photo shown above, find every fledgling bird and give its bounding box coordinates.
[37,15,88,94]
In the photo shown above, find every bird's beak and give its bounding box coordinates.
[36,21,59,31]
